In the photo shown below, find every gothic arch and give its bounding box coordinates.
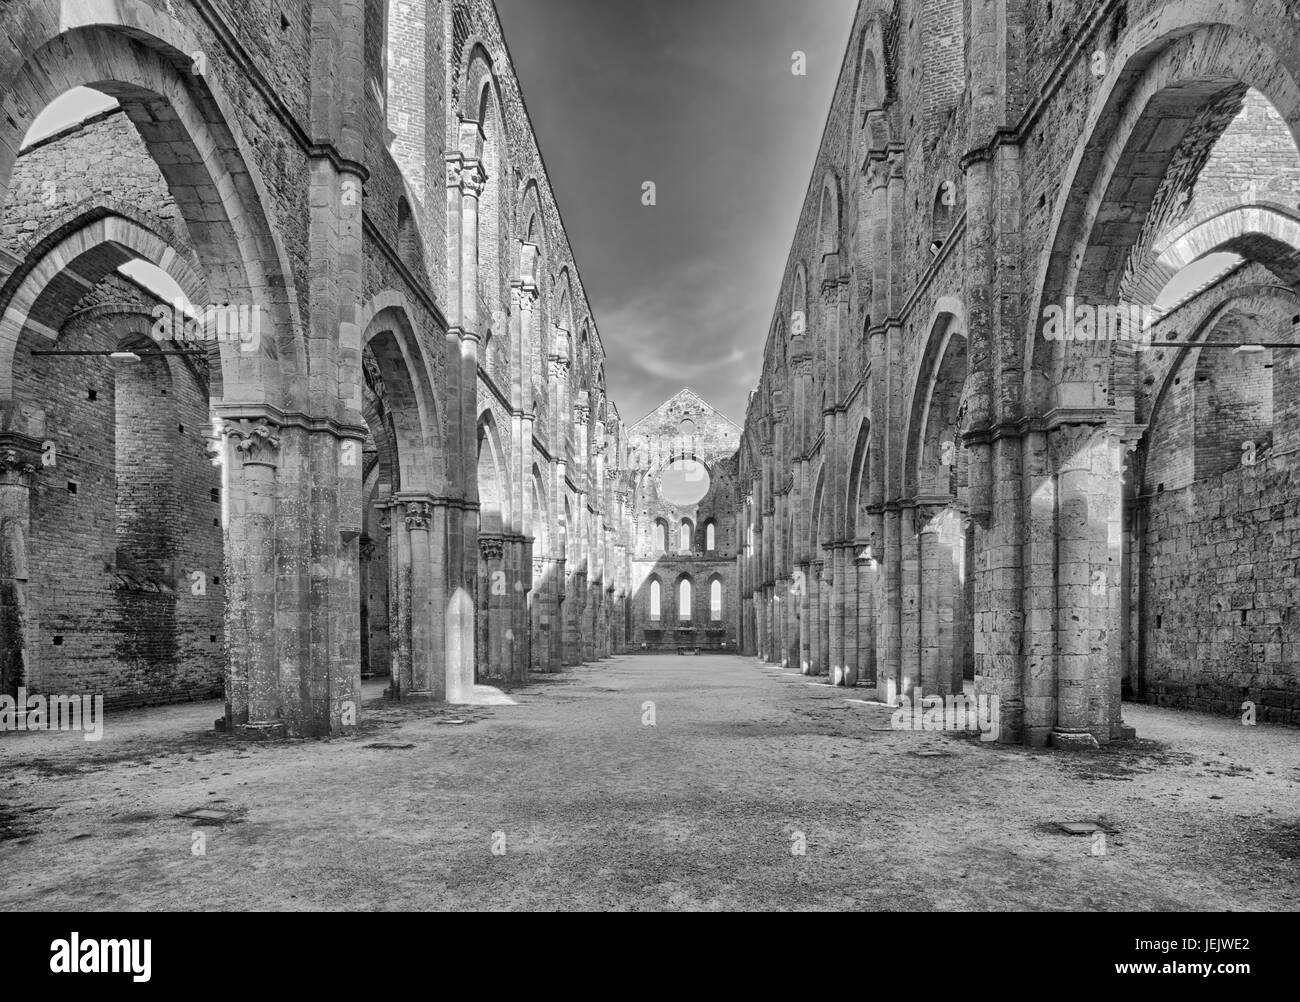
[902,299,967,499]
[476,409,511,534]
[358,293,448,495]
[0,211,208,408]
[1026,12,1300,415]
[0,1,309,407]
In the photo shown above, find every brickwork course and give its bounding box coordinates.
[0,0,1298,745]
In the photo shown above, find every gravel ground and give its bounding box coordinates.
[1,654,1297,911]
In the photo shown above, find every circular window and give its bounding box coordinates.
[660,458,710,507]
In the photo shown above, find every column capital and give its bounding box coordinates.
[511,282,539,312]
[446,154,486,197]
[224,417,281,467]
[0,446,38,483]
[1048,422,1107,474]
[478,534,505,562]
[403,500,433,531]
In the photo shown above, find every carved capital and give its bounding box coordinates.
[404,501,433,531]
[1048,423,1106,474]
[478,535,504,562]
[512,283,538,313]
[0,447,37,481]
[224,418,281,466]
[460,160,486,198]
[866,157,891,191]
[915,503,949,532]
[549,357,570,381]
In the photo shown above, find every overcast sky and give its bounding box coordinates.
[495,0,858,426]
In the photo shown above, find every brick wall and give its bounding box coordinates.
[13,276,223,706]
[1140,449,1300,724]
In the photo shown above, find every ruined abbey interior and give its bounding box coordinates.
[1,0,1298,918]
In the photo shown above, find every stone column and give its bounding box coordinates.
[898,504,920,701]
[1051,424,1123,748]
[400,497,449,700]
[385,503,413,696]
[818,558,832,677]
[877,505,902,702]
[1022,427,1055,746]
[223,418,283,737]
[797,561,811,673]
[830,543,847,684]
[916,503,947,695]
[477,534,506,678]
[839,543,858,686]
[0,439,38,699]
[855,541,878,687]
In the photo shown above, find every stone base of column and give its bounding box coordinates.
[1112,721,1137,740]
[1050,728,1100,751]
[234,721,288,740]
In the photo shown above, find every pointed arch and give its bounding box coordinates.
[476,409,510,534]
[0,2,309,408]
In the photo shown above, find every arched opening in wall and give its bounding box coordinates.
[4,246,222,705]
[355,305,444,696]
[709,576,723,623]
[791,265,808,338]
[643,574,663,649]
[904,310,972,695]
[358,342,398,681]
[679,518,694,554]
[0,24,305,711]
[529,465,550,672]
[476,413,510,681]
[1028,31,1300,730]
[476,75,509,382]
[653,518,669,555]
[931,183,955,249]
[704,519,716,553]
[677,576,693,633]
[522,209,548,423]
[396,196,422,275]
[846,419,875,687]
[1132,290,1299,718]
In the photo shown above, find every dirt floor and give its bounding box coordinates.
[2,654,1298,911]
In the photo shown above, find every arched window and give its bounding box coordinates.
[705,520,716,552]
[653,519,668,553]
[649,580,661,622]
[680,518,693,551]
[678,578,692,622]
[710,579,723,621]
